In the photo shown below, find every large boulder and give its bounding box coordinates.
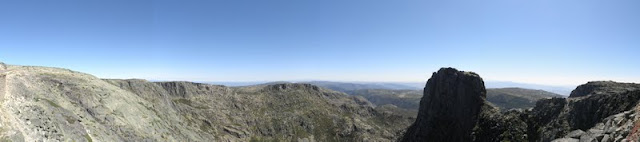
[401,67,487,142]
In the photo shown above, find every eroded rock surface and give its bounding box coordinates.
[570,81,640,98]
[0,63,413,141]
[401,68,487,141]
[401,67,640,142]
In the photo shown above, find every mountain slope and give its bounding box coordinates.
[0,63,413,141]
[486,88,563,110]
[346,89,422,111]
[303,81,420,92]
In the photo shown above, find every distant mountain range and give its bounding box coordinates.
[205,80,574,96]
[484,81,575,96]
[297,81,563,111]
[486,87,563,110]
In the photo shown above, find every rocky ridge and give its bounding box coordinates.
[401,68,640,142]
[570,81,640,98]
[0,63,413,141]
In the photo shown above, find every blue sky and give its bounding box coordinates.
[1,0,638,86]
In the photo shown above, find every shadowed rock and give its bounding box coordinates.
[401,67,486,142]
[569,81,640,98]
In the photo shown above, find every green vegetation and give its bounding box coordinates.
[487,88,563,110]
[173,99,192,106]
[35,98,61,108]
[64,115,75,124]
[84,134,93,142]
[347,89,422,110]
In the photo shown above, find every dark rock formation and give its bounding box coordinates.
[400,68,640,142]
[569,81,640,98]
[472,105,528,142]
[401,67,487,142]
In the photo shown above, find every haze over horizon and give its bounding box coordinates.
[1,0,639,86]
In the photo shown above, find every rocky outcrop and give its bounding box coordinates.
[532,87,640,141]
[401,68,487,141]
[552,109,639,142]
[570,81,640,98]
[400,67,640,142]
[549,89,640,142]
[0,64,414,141]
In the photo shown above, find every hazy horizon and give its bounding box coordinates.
[2,0,639,86]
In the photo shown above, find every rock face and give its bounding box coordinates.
[533,86,640,141]
[400,68,640,142]
[0,63,414,141]
[401,68,487,141]
[548,89,640,142]
[569,81,640,98]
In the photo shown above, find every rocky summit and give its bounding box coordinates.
[401,67,487,141]
[569,81,640,98]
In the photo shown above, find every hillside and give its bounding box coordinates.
[303,81,420,92]
[347,89,422,110]
[0,63,413,141]
[486,88,564,110]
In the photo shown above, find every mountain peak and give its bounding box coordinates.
[402,67,487,141]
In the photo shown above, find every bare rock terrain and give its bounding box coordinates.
[0,63,413,141]
[401,68,640,142]
[2,62,640,142]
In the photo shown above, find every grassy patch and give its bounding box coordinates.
[64,115,75,124]
[46,100,61,108]
[173,99,209,109]
[84,134,93,142]
[173,99,192,106]
[199,120,213,132]
[35,98,61,108]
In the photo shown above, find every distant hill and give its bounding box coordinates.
[205,80,574,96]
[302,81,421,92]
[486,88,564,110]
[485,81,574,96]
[334,87,562,112]
[347,89,422,111]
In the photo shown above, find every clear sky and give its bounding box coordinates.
[1,0,638,86]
